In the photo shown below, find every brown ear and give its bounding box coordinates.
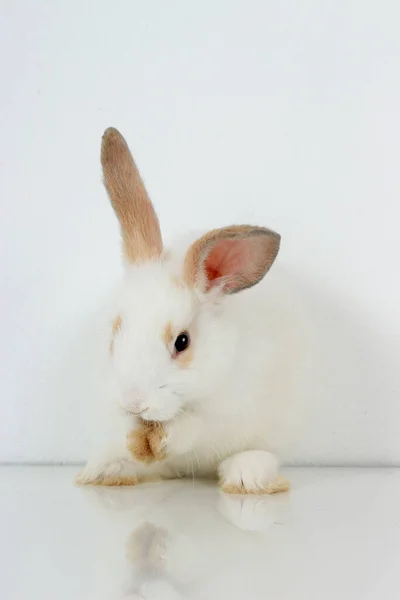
[184,225,281,294]
[101,127,163,263]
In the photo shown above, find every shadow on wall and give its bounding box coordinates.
[283,272,399,466]
[28,266,400,466]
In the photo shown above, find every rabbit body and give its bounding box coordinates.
[77,128,307,493]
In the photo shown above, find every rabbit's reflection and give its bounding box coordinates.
[81,481,289,600]
[123,522,185,599]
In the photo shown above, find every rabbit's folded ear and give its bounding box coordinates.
[184,225,280,294]
[101,128,163,263]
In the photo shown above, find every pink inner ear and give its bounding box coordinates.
[204,238,257,291]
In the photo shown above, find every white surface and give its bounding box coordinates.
[1,1,400,464]
[1,467,400,599]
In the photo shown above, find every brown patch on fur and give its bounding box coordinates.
[109,314,122,355]
[93,475,139,486]
[101,128,163,263]
[176,344,194,368]
[127,421,166,464]
[183,225,280,293]
[76,474,139,487]
[163,320,193,366]
[162,321,173,346]
[221,475,290,495]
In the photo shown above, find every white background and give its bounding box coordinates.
[1,0,399,465]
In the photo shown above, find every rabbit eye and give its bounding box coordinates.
[174,332,190,353]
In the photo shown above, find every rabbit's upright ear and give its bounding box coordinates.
[184,225,280,294]
[101,128,163,263]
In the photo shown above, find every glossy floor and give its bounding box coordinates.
[1,467,400,599]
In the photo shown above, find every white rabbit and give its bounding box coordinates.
[77,127,310,493]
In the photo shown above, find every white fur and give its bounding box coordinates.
[218,450,279,491]
[79,234,311,488]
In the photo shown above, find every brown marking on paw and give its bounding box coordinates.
[94,474,139,486]
[76,473,139,487]
[127,421,166,464]
[221,475,290,495]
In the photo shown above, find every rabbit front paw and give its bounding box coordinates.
[126,421,167,464]
[219,450,290,495]
[75,451,139,486]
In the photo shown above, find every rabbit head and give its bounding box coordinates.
[102,128,280,422]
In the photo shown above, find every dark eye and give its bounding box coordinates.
[174,332,190,353]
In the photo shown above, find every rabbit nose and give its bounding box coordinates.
[128,401,147,415]
[127,390,148,415]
